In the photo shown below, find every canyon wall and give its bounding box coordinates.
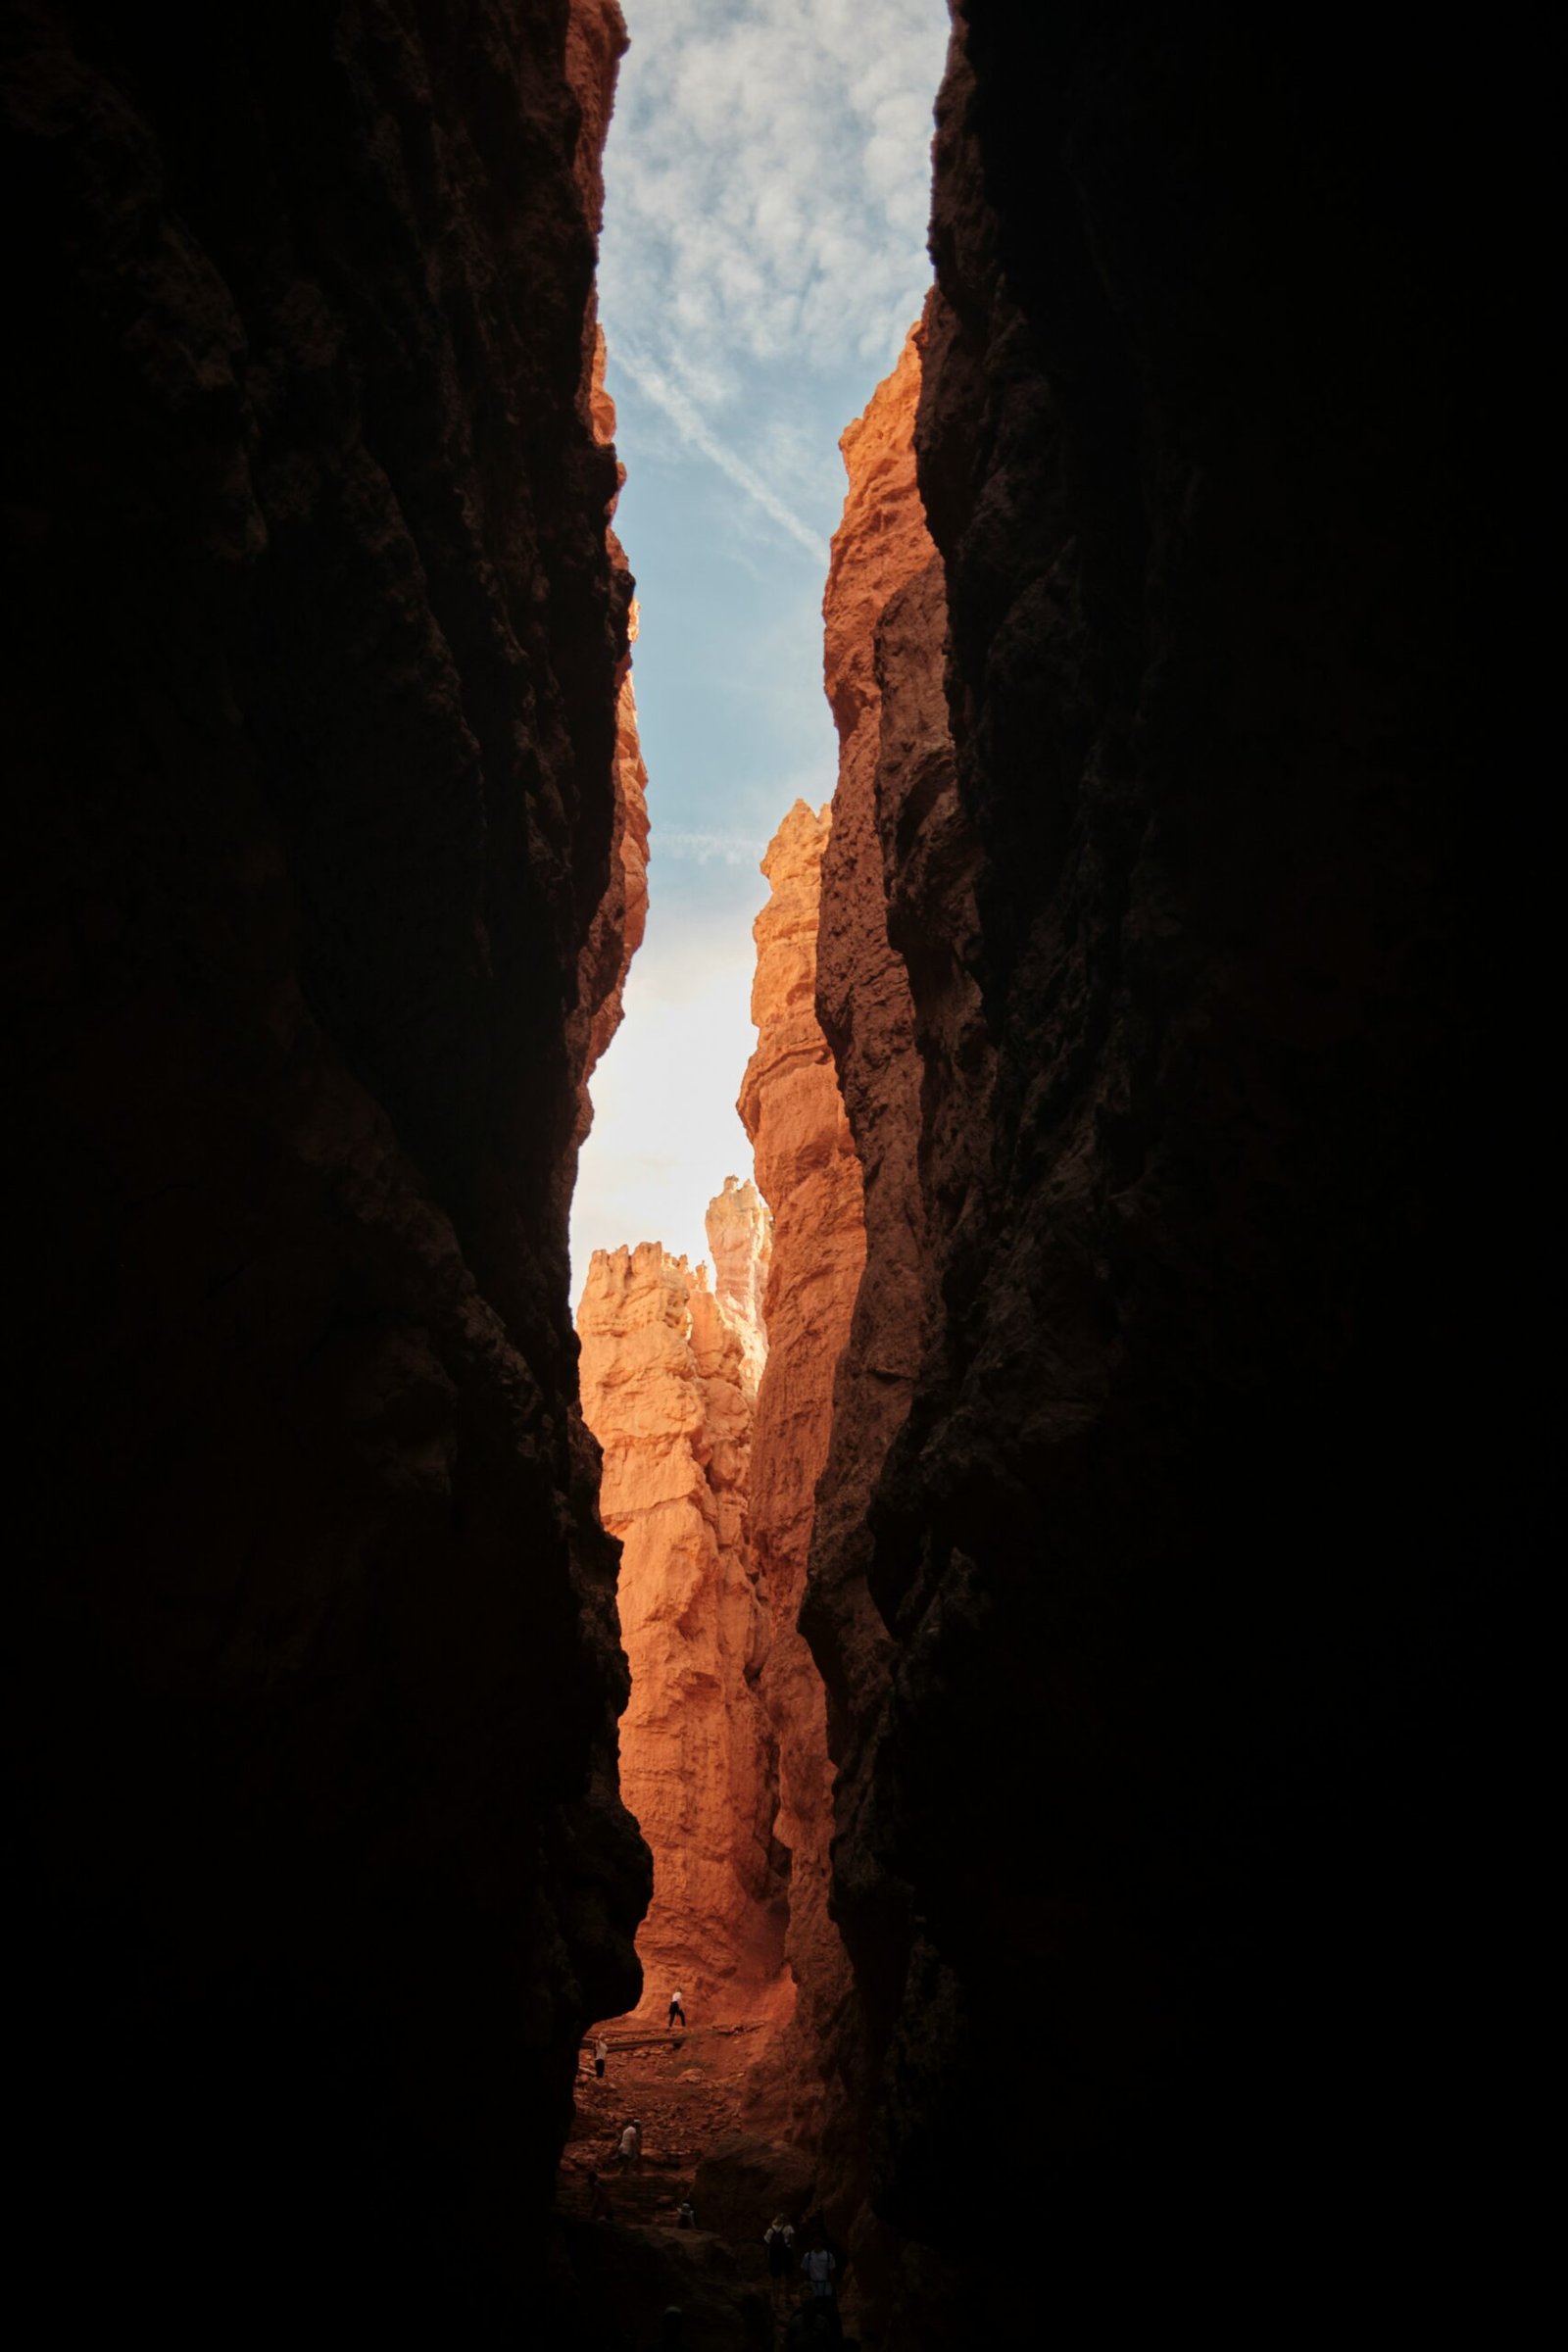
[1,2,648,2332]
[806,326,972,2255]
[809,327,931,1744]
[809,4,1488,2338]
[577,1184,785,2022]
[738,804,863,2142]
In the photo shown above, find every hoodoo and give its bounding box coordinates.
[577,1185,783,2022]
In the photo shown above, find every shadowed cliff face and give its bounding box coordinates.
[807,3,1488,2339]
[737,802,863,2148]
[805,324,971,2275]
[1,1,648,2331]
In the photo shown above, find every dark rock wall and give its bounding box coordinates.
[815,5,1494,2336]
[1,1,647,2331]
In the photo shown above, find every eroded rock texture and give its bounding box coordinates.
[2,2,648,2332]
[813,5,1486,2337]
[573,326,650,1140]
[805,325,973,2259]
[577,1189,785,2024]
[810,327,929,1743]
[737,803,863,2142]
[709,1169,772,1388]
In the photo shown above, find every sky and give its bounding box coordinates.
[569,0,951,1296]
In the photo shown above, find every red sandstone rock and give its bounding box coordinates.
[816,5,1485,2339]
[573,112,650,1141]
[577,1188,785,2025]
[810,323,956,1737]
[805,322,970,2260]
[738,802,864,2140]
[708,1171,773,1361]
[576,585,652,1139]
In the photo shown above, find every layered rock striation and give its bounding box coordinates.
[808,3,1488,2339]
[577,1185,785,2023]
[2,2,647,2331]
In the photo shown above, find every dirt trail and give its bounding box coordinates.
[555,2018,842,2348]
[559,2020,760,2224]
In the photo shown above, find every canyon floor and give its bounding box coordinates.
[556,2020,843,2349]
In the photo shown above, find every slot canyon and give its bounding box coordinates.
[2,4,1512,2346]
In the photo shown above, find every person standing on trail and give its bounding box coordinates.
[667,1985,687,2029]
[587,2169,613,2221]
[764,2214,796,2283]
[593,2034,609,2080]
[802,2241,837,2300]
[616,2119,642,2174]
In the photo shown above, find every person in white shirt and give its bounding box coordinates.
[802,2244,837,2299]
[667,1985,687,2028]
[593,2035,609,2080]
[616,2119,641,2173]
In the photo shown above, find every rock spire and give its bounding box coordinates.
[577,1185,784,2023]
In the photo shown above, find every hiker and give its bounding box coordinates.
[667,1985,687,2029]
[586,2169,613,2221]
[657,2309,689,2352]
[802,2241,838,2300]
[615,2119,642,2175]
[675,2197,696,2230]
[593,2034,609,2081]
[764,2214,797,2283]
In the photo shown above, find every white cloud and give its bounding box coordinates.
[656,827,767,865]
[570,899,765,1288]
[572,3,949,1284]
[601,0,949,551]
[615,339,829,563]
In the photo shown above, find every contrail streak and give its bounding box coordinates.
[613,344,831,566]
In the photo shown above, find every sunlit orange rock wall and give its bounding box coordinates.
[738,804,864,2139]
[810,322,966,1741]
[709,1170,773,1387]
[577,1185,785,2023]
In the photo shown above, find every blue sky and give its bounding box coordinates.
[569,0,951,1291]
